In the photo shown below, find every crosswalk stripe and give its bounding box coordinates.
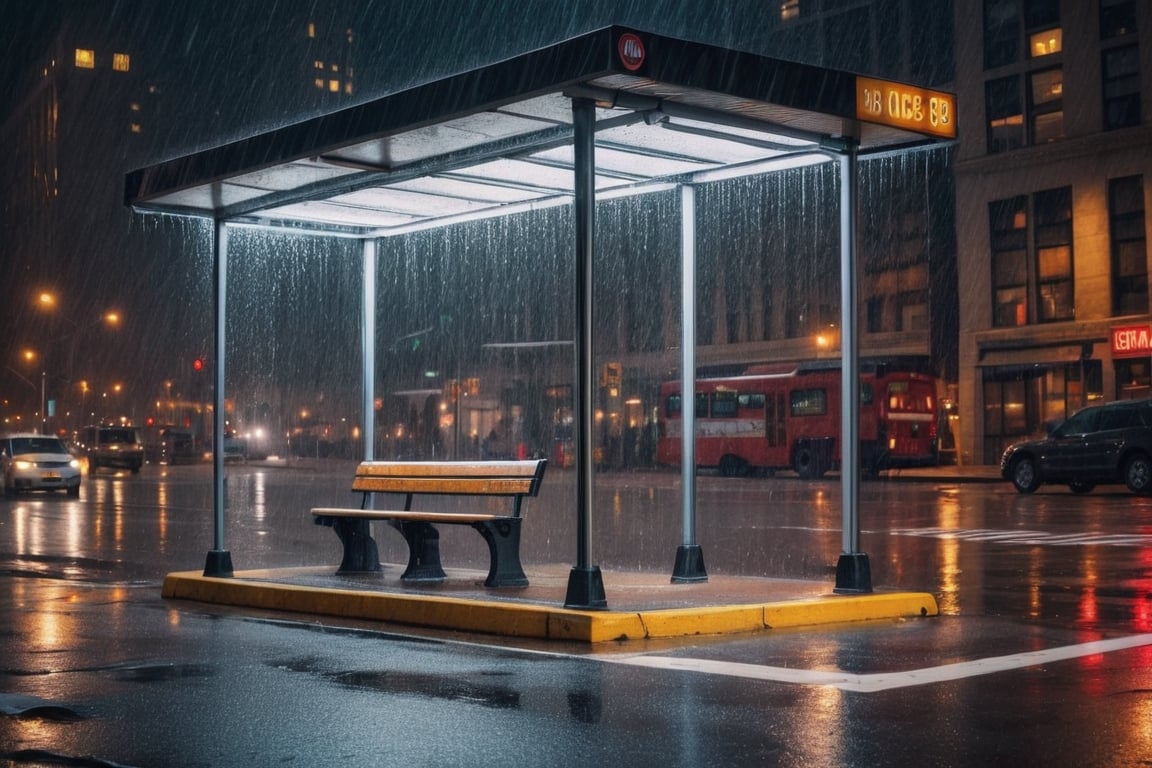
[604,634,1152,693]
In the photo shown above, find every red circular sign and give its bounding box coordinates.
[618,33,645,71]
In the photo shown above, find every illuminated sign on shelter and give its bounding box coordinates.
[856,76,956,139]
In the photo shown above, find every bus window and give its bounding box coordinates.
[711,390,738,418]
[739,393,765,410]
[791,388,827,417]
[664,393,709,418]
[887,381,934,412]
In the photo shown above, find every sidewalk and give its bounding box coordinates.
[878,463,1003,483]
[163,460,994,643]
[162,563,938,644]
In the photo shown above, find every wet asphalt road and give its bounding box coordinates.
[1,461,1151,766]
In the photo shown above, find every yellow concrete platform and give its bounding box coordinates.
[162,563,938,644]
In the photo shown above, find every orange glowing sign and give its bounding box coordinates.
[856,76,956,139]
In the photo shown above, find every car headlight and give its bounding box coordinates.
[69,459,81,469]
[13,460,32,470]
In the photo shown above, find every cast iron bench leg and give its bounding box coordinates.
[330,518,381,573]
[473,518,528,588]
[396,521,448,582]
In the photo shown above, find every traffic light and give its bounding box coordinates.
[193,358,204,372]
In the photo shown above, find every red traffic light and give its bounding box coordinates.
[193,358,204,372]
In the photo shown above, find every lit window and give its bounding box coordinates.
[1029,28,1062,57]
[986,76,1024,152]
[112,52,130,72]
[1029,67,1064,143]
[344,82,354,95]
[314,60,324,70]
[329,79,340,93]
[330,63,339,73]
[307,22,316,38]
[1034,187,1073,323]
[130,123,142,134]
[314,78,325,90]
[990,196,1028,327]
[129,102,140,112]
[991,188,1074,327]
[781,0,800,22]
[75,49,95,69]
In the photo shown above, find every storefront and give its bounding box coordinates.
[971,321,1152,464]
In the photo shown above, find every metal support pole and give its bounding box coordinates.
[204,219,233,577]
[834,138,871,594]
[672,184,706,583]
[564,97,607,610]
[362,239,377,464]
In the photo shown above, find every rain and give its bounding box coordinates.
[9,7,1152,765]
[1,0,956,485]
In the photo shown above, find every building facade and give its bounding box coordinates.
[953,0,1152,464]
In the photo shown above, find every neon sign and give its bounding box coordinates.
[1112,324,1152,358]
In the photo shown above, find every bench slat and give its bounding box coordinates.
[311,507,501,523]
[357,460,542,479]
[351,476,537,496]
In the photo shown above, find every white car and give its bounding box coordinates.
[1,433,82,497]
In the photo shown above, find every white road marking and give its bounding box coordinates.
[886,526,1152,548]
[603,633,1152,693]
[783,525,1152,547]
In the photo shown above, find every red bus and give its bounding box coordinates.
[656,364,939,477]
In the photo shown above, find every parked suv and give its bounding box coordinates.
[1,433,82,496]
[1000,398,1152,495]
[80,425,145,473]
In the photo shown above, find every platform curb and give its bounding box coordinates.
[162,570,939,643]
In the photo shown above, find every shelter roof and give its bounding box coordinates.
[125,26,955,237]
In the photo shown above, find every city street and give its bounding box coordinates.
[4,3,1152,765]
[1,462,1150,766]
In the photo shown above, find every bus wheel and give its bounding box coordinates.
[794,447,823,479]
[718,455,748,478]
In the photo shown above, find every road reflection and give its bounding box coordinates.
[4,464,1151,637]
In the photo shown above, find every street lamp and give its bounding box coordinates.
[5,352,44,433]
[14,349,46,434]
[32,290,122,433]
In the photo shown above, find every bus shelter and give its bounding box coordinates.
[125,27,955,609]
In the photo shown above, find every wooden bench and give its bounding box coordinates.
[312,459,547,588]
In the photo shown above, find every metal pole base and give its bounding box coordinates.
[203,550,234,578]
[833,552,872,594]
[671,544,708,583]
[564,565,608,610]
